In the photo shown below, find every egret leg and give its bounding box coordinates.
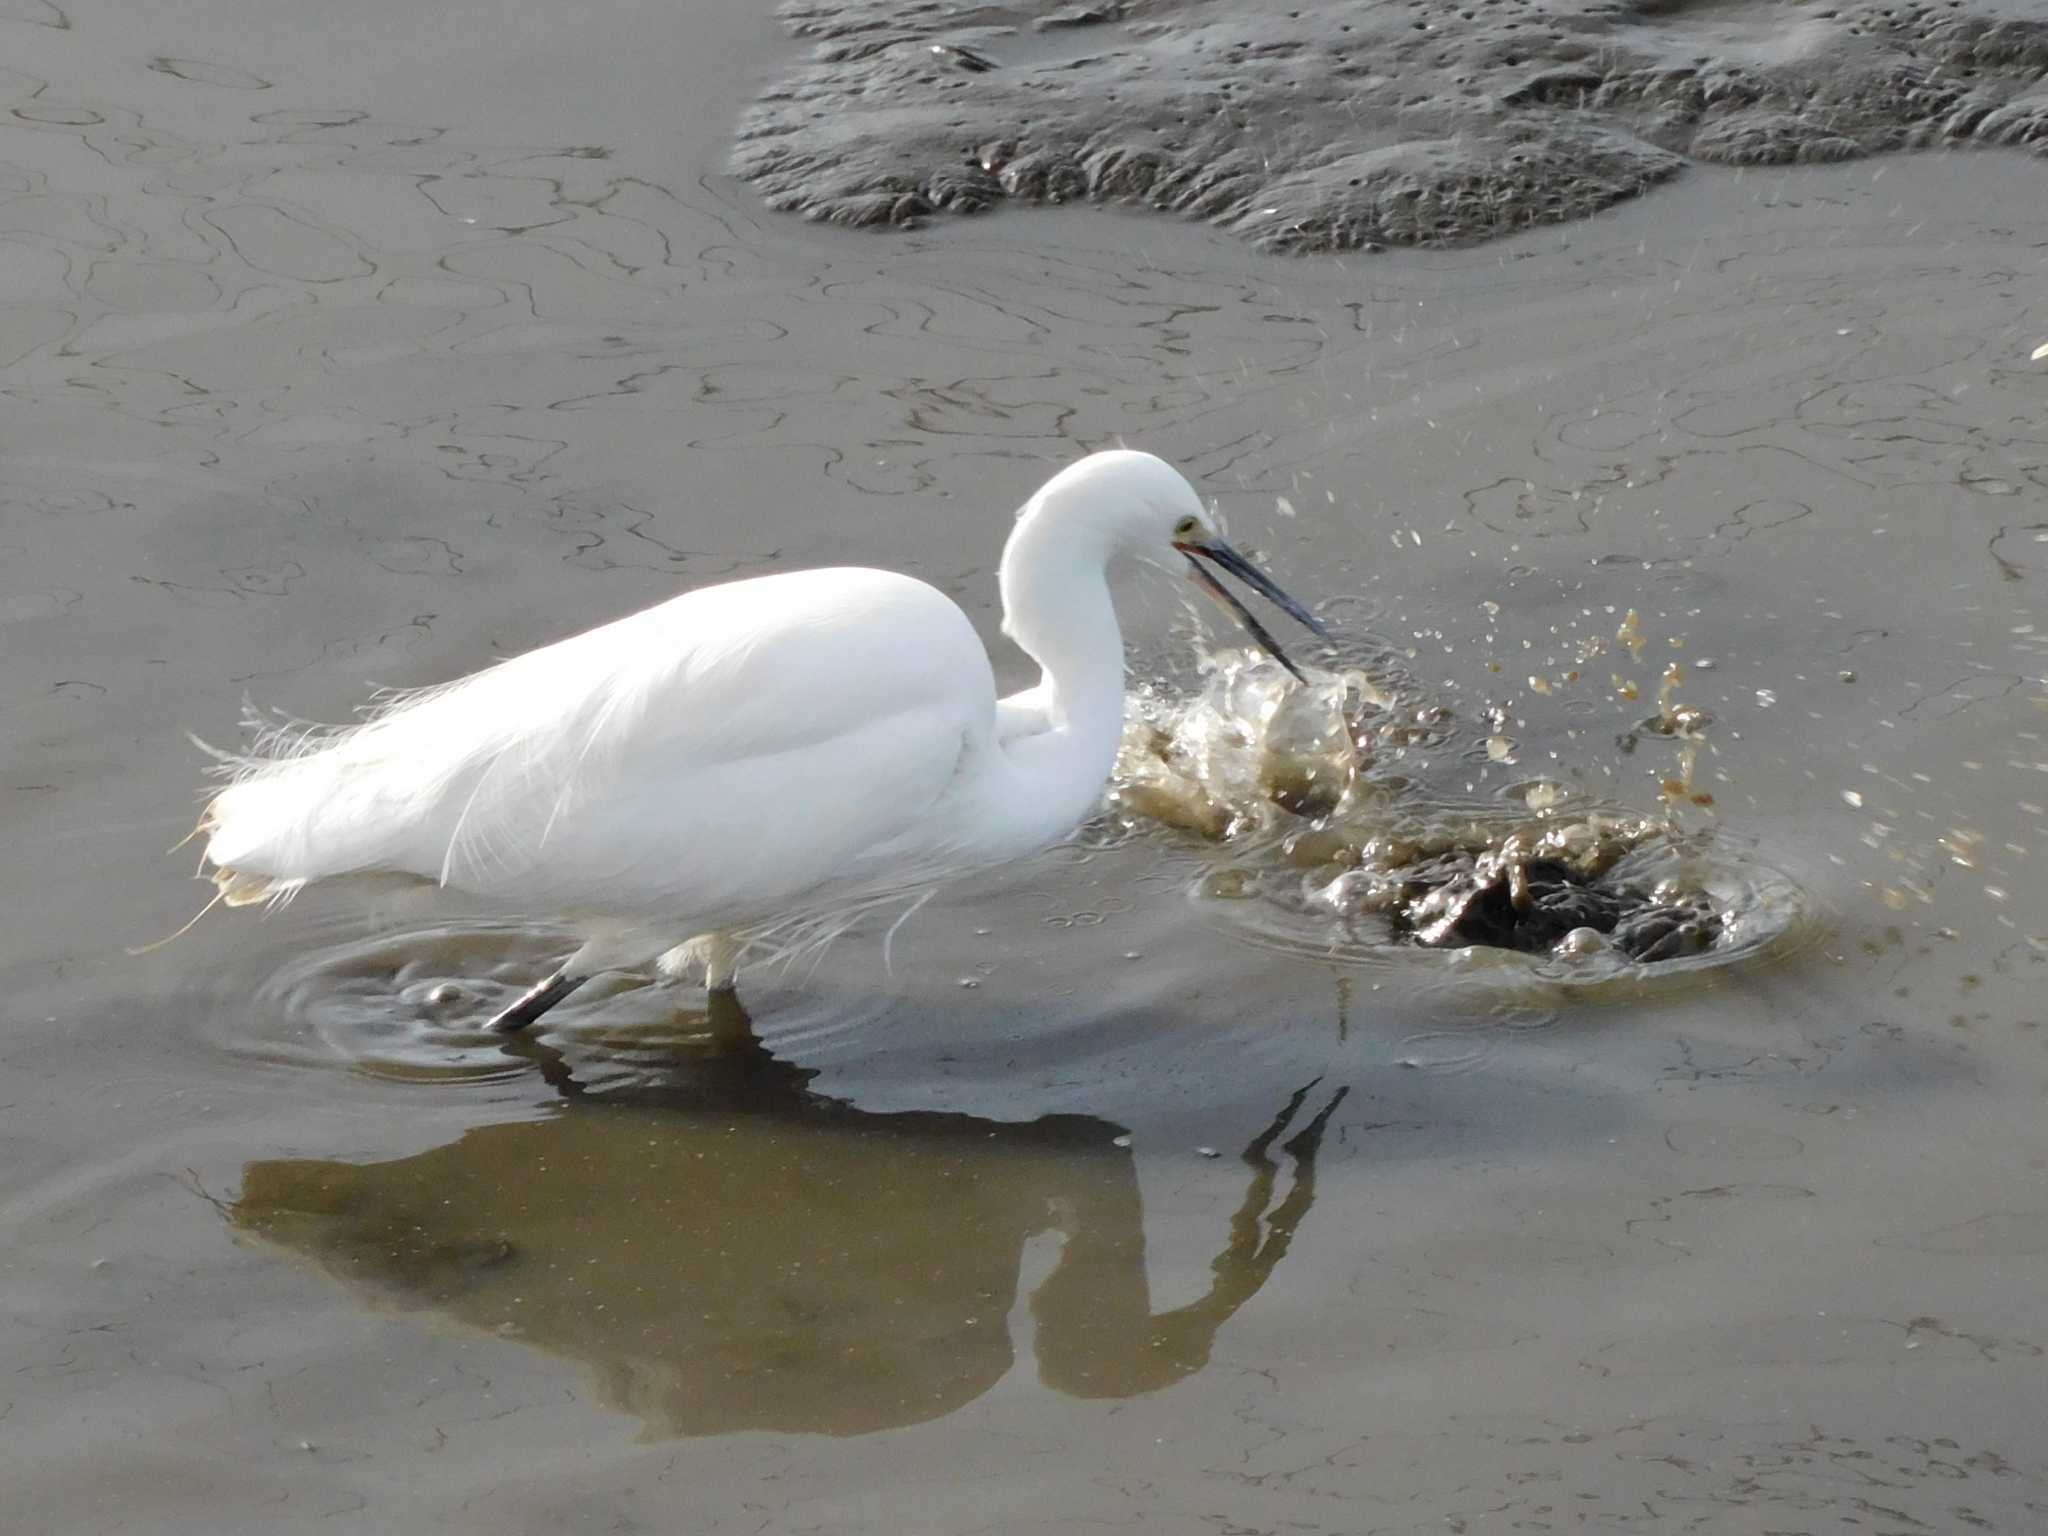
[487,968,588,1033]
[701,931,742,996]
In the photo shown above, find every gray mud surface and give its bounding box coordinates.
[5,1,2048,1533]
[736,0,2048,249]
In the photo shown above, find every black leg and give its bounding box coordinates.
[487,968,588,1033]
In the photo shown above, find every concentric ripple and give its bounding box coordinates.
[241,918,745,1087]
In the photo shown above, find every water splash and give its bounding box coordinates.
[1111,642,1818,990]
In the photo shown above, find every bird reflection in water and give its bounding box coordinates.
[231,997,1347,1437]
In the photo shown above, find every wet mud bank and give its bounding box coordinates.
[736,0,2048,250]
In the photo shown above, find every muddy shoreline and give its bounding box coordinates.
[736,0,2048,250]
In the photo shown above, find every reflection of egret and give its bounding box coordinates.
[194,451,1327,1030]
[231,1002,1347,1437]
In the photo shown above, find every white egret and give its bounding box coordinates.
[196,450,1328,1031]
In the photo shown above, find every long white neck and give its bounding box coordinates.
[996,499,1128,801]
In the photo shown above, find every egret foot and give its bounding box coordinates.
[488,968,588,1033]
[701,932,742,995]
[654,931,744,995]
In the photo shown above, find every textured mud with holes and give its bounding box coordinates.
[736,0,2048,249]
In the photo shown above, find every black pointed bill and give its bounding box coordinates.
[1176,534,1331,682]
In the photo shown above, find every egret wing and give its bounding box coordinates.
[203,567,997,925]
[410,567,995,918]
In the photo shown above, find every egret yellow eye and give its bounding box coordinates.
[1173,515,1200,539]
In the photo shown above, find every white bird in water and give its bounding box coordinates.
[195,450,1328,1031]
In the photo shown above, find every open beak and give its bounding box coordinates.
[1174,534,1332,683]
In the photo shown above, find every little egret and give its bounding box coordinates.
[195,450,1328,1031]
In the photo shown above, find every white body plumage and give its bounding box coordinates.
[197,450,1323,1016]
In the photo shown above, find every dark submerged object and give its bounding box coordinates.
[1402,854,1722,960]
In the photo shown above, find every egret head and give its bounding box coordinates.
[1035,450,1331,680]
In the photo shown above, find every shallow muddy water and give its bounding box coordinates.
[5,3,2048,1532]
